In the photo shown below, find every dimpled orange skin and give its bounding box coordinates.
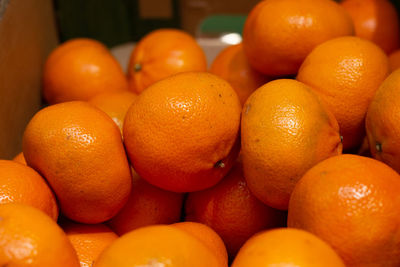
[107,171,184,235]
[62,222,118,267]
[0,203,80,267]
[128,29,208,94]
[209,44,270,106]
[13,152,27,165]
[297,36,389,150]
[232,228,345,267]
[0,160,58,221]
[366,69,400,173]
[389,49,400,72]
[123,72,241,192]
[93,225,224,267]
[242,0,354,76]
[241,79,342,210]
[341,0,400,54]
[288,154,400,266]
[22,101,132,224]
[43,38,128,104]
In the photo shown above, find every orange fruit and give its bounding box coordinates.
[62,221,118,267]
[89,91,137,133]
[93,225,224,267]
[23,101,132,224]
[297,36,389,150]
[242,0,354,76]
[12,151,26,165]
[107,170,184,235]
[366,69,400,172]
[341,0,400,54]
[172,222,228,267]
[209,43,270,106]
[288,154,400,266]
[389,49,400,72]
[241,79,342,210]
[232,228,345,267]
[185,158,286,258]
[128,29,207,94]
[0,160,58,220]
[0,203,80,266]
[123,72,241,192]
[43,38,128,104]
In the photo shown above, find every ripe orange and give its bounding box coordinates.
[123,72,241,192]
[0,160,58,220]
[62,221,118,267]
[12,152,26,165]
[232,228,345,267]
[107,170,184,235]
[172,222,228,267]
[89,91,137,133]
[23,101,132,224]
[43,38,128,104]
[389,49,400,72]
[366,69,400,172]
[297,36,389,150]
[242,0,354,76]
[241,79,342,210]
[209,44,270,106]
[93,225,224,267]
[341,0,400,54]
[127,29,207,94]
[288,154,400,266]
[0,203,80,266]
[185,158,286,258]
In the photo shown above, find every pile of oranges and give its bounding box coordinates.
[2,0,400,266]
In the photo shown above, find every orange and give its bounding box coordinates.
[288,154,400,266]
[23,101,132,224]
[0,160,58,220]
[232,228,345,267]
[89,91,137,133]
[297,36,389,150]
[242,0,354,76]
[172,222,228,267]
[128,29,207,94]
[93,225,224,267]
[389,49,400,72]
[185,158,286,258]
[123,72,241,192]
[0,203,80,266]
[43,38,128,104]
[241,79,342,210]
[62,221,118,267]
[209,43,270,106]
[366,69,400,172]
[12,151,26,165]
[341,0,400,54]
[107,170,184,235]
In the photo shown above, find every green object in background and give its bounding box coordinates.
[198,15,247,35]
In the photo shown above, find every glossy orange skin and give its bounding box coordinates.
[0,160,58,220]
[366,69,400,172]
[13,152,26,165]
[128,29,207,94]
[23,101,132,224]
[288,154,400,266]
[210,44,270,106]
[297,36,389,150]
[0,203,80,266]
[89,91,137,133]
[123,72,241,192]
[43,38,128,104]
[241,79,342,210]
[94,225,224,267]
[107,171,184,235]
[341,0,400,54]
[242,0,354,76]
[232,228,345,267]
[185,159,286,259]
[62,222,118,267]
[172,222,228,267]
[389,49,400,72]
